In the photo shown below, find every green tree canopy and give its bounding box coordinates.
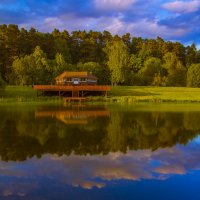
[77,62,110,84]
[12,57,28,85]
[54,53,67,75]
[129,54,142,73]
[185,43,197,67]
[138,57,163,86]
[54,38,71,63]
[105,40,129,85]
[11,46,52,85]
[163,52,186,86]
[187,64,200,87]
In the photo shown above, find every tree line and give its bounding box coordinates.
[1,24,200,87]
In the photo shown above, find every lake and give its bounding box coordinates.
[0,103,200,200]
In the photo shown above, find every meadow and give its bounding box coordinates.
[108,86,200,103]
[0,86,61,103]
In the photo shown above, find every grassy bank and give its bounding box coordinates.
[1,85,200,104]
[106,86,200,103]
[0,86,62,104]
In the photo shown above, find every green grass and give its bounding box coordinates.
[2,85,200,104]
[107,86,200,103]
[2,86,36,98]
[0,86,62,104]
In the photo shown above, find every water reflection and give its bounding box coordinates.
[1,143,200,198]
[1,105,200,199]
[35,105,110,124]
[0,105,200,161]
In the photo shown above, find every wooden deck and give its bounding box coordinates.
[33,85,110,97]
[33,85,110,91]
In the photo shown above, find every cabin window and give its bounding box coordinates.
[73,78,79,84]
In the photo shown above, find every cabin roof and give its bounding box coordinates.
[55,71,98,80]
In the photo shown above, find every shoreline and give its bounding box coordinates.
[1,96,200,104]
[1,85,200,104]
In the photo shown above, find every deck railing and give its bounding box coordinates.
[33,85,111,91]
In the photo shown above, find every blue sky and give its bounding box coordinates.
[0,0,200,47]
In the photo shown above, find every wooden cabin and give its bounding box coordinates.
[55,71,98,85]
[33,71,110,99]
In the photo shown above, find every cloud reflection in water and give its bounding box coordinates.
[0,140,200,198]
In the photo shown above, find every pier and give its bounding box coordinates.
[33,85,110,97]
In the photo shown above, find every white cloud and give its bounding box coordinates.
[94,0,137,11]
[196,43,200,50]
[95,16,188,39]
[162,0,200,13]
[127,18,188,38]
[19,14,93,32]
[19,13,188,41]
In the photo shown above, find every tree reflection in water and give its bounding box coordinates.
[0,104,199,161]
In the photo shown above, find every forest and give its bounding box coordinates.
[1,24,200,87]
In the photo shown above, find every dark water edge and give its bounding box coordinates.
[0,103,200,200]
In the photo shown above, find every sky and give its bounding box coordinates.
[0,0,200,47]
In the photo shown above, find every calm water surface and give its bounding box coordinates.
[0,104,200,200]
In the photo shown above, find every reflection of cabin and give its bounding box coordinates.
[35,108,110,124]
[55,71,98,85]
